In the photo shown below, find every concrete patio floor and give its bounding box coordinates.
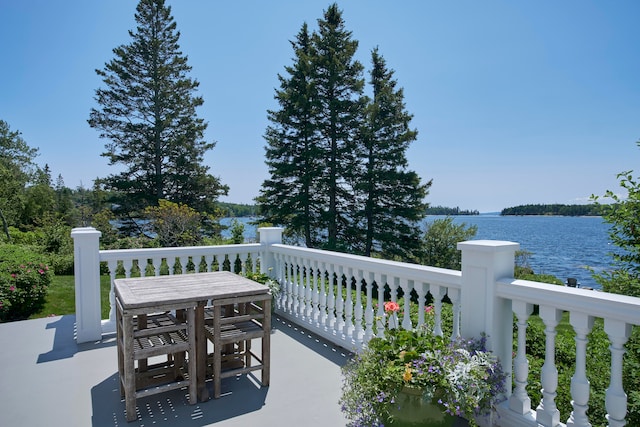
[0,314,353,427]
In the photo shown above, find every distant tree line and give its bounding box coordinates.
[501,204,602,216]
[217,203,257,218]
[425,206,479,216]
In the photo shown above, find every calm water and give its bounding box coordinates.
[442,215,612,290]
[223,215,613,290]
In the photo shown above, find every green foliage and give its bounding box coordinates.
[228,218,245,244]
[591,167,640,297]
[259,4,429,259]
[0,245,52,321]
[88,0,228,220]
[351,48,429,261]
[501,203,601,216]
[144,199,204,247]
[0,119,39,236]
[418,217,477,270]
[91,208,119,248]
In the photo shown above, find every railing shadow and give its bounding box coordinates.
[37,315,116,363]
[271,314,354,366]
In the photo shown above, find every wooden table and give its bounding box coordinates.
[114,271,271,407]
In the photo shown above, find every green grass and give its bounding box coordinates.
[30,275,113,320]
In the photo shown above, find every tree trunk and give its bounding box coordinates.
[0,208,11,242]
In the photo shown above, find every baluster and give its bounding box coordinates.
[415,282,427,328]
[566,311,595,427]
[276,253,285,310]
[536,306,562,427]
[375,274,385,337]
[286,255,294,314]
[300,258,311,321]
[400,278,412,330]
[363,271,374,344]
[327,264,336,330]
[352,269,363,345]
[319,262,328,328]
[343,267,354,340]
[604,319,632,427]
[432,285,445,337]
[205,254,214,272]
[448,287,461,340]
[253,251,258,273]
[311,261,320,326]
[151,257,162,276]
[304,260,312,320]
[140,259,148,277]
[510,301,534,414]
[122,259,133,278]
[167,257,176,275]
[335,266,345,335]
[291,256,300,317]
[240,253,248,275]
[298,259,307,319]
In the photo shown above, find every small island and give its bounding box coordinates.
[501,203,602,216]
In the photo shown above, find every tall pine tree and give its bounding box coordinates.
[260,4,430,258]
[355,48,430,260]
[259,23,325,247]
[312,3,366,251]
[88,0,227,223]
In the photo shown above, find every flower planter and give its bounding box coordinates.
[387,386,456,427]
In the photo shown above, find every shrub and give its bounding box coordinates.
[0,245,52,321]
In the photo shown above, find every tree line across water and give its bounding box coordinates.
[501,203,603,216]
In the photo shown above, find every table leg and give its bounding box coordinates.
[262,298,271,386]
[186,307,197,405]
[195,303,209,401]
[123,313,137,422]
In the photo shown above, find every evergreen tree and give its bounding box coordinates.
[0,120,39,237]
[88,0,227,228]
[355,48,430,260]
[312,3,366,251]
[259,23,325,247]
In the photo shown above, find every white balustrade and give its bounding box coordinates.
[72,226,640,427]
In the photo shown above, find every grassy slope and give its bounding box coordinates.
[30,275,112,320]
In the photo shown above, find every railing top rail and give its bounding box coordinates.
[99,243,262,261]
[271,243,461,287]
[498,277,640,325]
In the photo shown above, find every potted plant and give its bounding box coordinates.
[340,302,506,427]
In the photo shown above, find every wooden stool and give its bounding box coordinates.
[116,300,197,422]
[204,294,271,398]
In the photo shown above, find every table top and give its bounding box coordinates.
[114,271,270,311]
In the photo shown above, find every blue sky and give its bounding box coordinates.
[1,0,639,213]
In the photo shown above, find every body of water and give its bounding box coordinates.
[443,215,612,290]
[222,215,613,290]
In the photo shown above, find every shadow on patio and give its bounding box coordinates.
[0,314,352,427]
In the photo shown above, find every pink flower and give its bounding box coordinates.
[9,286,16,292]
[425,305,434,315]
[38,269,45,274]
[384,301,400,314]
[10,274,16,278]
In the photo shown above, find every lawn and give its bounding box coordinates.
[30,274,112,320]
